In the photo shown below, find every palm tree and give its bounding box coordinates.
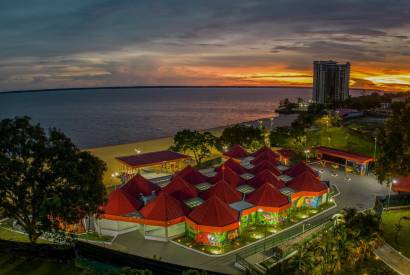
[287,241,316,274]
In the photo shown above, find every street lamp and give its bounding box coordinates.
[374,137,377,160]
[302,223,311,234]
[134,148,141,154]
[304,149,310,162]
[387,179,397,209]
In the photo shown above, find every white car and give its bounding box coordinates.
[331,171,338,177]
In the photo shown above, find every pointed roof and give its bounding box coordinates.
[121,174,160,196]
[251,146,280,158]
[101,189,142,215]
[140,191,187,221]
[285,161,317,177]
[287,171,328,193]
[212,166,245,188]
[250,160,281,176]
[251,152,280,166]
[162,176,198,201]
[201,180,242,203]
[216,159,247,175]
[246,183,290,209]
[223,144,249,159]
[188,196,239,227]
[248,169,286,189]
[176,165,209,185]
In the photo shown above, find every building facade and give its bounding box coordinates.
[312,61,350,105]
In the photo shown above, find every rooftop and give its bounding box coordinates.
[116,150,191,168]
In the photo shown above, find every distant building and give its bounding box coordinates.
[312,61,350,105]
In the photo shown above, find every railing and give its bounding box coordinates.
[235,254,262,275]
[375,194,410,209]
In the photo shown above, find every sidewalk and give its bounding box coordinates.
[374,243,410,275]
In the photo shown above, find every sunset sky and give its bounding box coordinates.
[0,1,409,92]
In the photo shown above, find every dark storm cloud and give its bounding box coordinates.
[0,0,409,91]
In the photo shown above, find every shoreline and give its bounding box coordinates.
[86,114,298,186]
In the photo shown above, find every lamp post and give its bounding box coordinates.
[304,149,310,163]
[302,223,311,235]
[374,137,377,160]
[387,179,397,209]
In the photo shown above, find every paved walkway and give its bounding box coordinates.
[375,243,410,275]
[106,166,390,274]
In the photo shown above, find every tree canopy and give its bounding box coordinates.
[376,102,410,183]
[0,117,107,243]
[220,124,266,151]
[170,129,218,166]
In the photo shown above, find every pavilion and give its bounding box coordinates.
[314,146,374,176]
[222,144,249,161]
[393,176,410,193]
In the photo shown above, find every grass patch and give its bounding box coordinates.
[77,232,113,242]
[381,208,410,258]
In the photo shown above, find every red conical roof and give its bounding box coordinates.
[248,169,286,189]
[101,189,142,215]
[251,152,280,166]
[140,191,187,221]
[246,183,290,209]
[251,146,280,158]
[250,160,281,176]
[212,166,245,188]
[163,176,198,201]
[176,165,209,185]
[285,161,317,177]
[216,158,247,175]
[223,144,249,159]
[201,180,242,203]
[287,171,328,193]
[121,174,160,196]
[188,196,239,227]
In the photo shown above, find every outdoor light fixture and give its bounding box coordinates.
[134,149,141,154]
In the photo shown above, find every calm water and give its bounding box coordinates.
[0,87,353,148]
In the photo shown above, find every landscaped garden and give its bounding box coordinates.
[381,208,410,258]
[174,200,335,255]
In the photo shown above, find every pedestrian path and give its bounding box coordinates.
[374,243,410,275]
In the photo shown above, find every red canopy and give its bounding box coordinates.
[250,160,281,176]
[201,180,242,203]
[251,146,280,158]
[188,196,239,227]
[315,146,374,164]
[248,169,285,189]
[121,174,160,196]
[251,152,280,166]
[287,171,328,193]
[176,165,209,185]
[140,191,187,221]
[393,176,410,193]
[216,159,247,175]
[162,176,198,201]
[116,150,191,168]
[246,183,290,210]
[223,144,249,159]
[212,166,245,188]
[285,161,317,178]
[101,189,142,215]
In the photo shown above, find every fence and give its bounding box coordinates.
[375,194,410,209]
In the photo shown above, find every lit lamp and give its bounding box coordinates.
[134,149,141,154]
[304,149,310,162]
[387,179,397,209]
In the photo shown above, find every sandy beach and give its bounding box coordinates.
[86,114,298,186]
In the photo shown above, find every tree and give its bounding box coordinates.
[170,129,218,166]
[0,117,107,243]
[375,102,410,183]
[220,125,265,151]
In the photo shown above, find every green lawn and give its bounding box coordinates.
[381,208,410,258]
[77,232,114,242]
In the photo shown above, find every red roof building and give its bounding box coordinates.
[176,165,209,185]
[140,191,187,226]
[276,148,294,165]
[287,171,328,197]
[250,160,281,176]
[121,174,160,196]
[223,144,249,159]
[251,146,280,158]
[392,176,410,193]
[216,159,247,175]
[201,180,243,203]
[212,166,245,188]
[251,152,280,166]
[246,183,291,212]
[162,176,198,201]
[101,189,142,216]
[248,170,286,189]
[285,161,318,178]
[315,146,374,164]
[116,150,191,168]
[187,196,239,232]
